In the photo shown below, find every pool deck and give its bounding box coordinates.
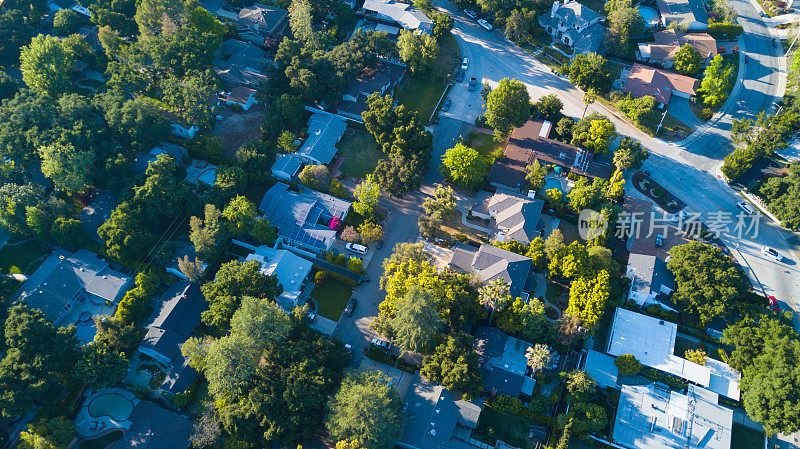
[74,388,139,438]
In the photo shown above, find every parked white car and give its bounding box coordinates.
[464,9,478,18]
[461,58,469,70]
[345,243,368,255]
[371,338,393,349]
[737,201,755,215]
[477,18,493,30]
[761,246,782,261]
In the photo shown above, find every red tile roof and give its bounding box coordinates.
[622,63,700,104]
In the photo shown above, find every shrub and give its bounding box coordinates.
[116,270,161,325]
[699,108,714,121]
[347,257,364,274]
[314,271,328,284]
[614,354,642,375]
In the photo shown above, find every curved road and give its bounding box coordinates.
[438,0,798,322]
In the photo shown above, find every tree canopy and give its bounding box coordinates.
[485,78,531,137]
[441,143,488,190]
[421,333,483,399]
[674,43,702,76]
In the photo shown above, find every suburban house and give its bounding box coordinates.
[214,39,269,88]
[626,252,676,311]
[613,383,733,449]
[637,29,717,68]
[656,0,709,30]
[236,3,289,43]
[580,349,619,389]
[48,0,90,16]
[220,86,259,110]
[297,113,348,165]
[185,159,218,185]
[169,120,199,140]
[448,244,533,299]
[622,63,700,106]
[538,0,606,54]
[139,281,207,394]
[607,307,741,400]
[398,376,483,449]
[488,120,612,190]
[115,400,193,449]
[78,26,102,51]
[336,60,407,121]
[360,0,433,34]
[245,245,313,311]
[474,326,536,397]
[271,153,305,181]
[165,244,207,281]
[259,182,352,254]
[471,190,544,244]
[16,248,131,343]
[131,142,189,174]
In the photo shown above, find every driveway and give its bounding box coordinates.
[667,97,703,131]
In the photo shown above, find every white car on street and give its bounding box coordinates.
[345,243,368,255]
[761,246,782,261]
[463,9,477,18]
[477,18,493,30]
[461,58,468,70]
[737,201,755,215]
[371,338,392,349]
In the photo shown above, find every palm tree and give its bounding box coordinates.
[581,92,596,118]
[526,344,553,373]
[478,278,511,326]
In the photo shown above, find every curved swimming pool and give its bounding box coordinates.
[88,393,134,421]
[638,6,659,27]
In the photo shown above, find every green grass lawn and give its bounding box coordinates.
[657,114,694,142]
[78,431,124,449]
[432,32,462,81]
[545,281,564,307]
[311,276,354,321]
[731,423,764,449]
[0,240,45,274]
[473,406,533,449]
[396,77,448,123]
[337,129,383,178]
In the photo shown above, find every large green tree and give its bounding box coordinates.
[38,142,94,193]
[565,53,613,94]
[421,333,483,399]
[200,260,282,329]
[673,43,702,76]
[397,30,438,75]
[667,242,750,324]
[485,78,531,137]
[20,35,74,97]
[571,113,616,155]
[441,143,488,189]
[354,175,382,217]
[390,287,445,353]
[699,55,734,107]
[73,341,128,388]
[327,370,404,449]
[605,0,645,56]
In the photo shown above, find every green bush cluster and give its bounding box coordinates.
[640,368,688,390]
[116,270,161,324]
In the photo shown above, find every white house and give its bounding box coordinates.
[170,123,199,140]
[222,86,258,110]
[538,0,606,54]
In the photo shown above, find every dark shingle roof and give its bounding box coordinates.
[140,281,206,362]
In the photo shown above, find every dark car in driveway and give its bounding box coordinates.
[456,70,465,82]
[441,99,452,111]
[344,298,357,316]
[468,77,477,91]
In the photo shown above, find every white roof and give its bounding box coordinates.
[362,0,432,30]
[614,383,733,449]
[607,308,740,400]
[583,350,618,389]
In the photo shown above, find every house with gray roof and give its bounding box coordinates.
[473,326,536,397]
[236,3,289,43]
[114,400,193,449]
[539,0,606,54]
[271,153,304,181]
[139,281,207,394]
[336,60,406,121]
[448,244,533,298]
[360,0,433,34]
[259,183,352,254]
[214,39,269,87]
[245,245,313,311]
[484,192,544,245]
[298,113,348,166]
[16,249,131,340]
[626,252,676,311]
[656,0,709,30]
[399,376,483,449]
[613,383,732,449]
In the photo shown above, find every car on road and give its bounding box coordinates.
[718,46,726,54]
[761,246,782,261]
[464,9,477,18]
[737,201,755,215]
[371,338,392,349]
[461,58,468,70]
[441,99,452,111]
[477,18,493,30]
[307,311,317,321]
[456,70,465,82]
[468,77,477,91]
[768,296,781,313]
[345,243,368,255]
[344,298,357,316]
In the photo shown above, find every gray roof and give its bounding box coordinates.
[259,183,350,251]
[656,0,709,28]
[236,3,288,34]
[271,153,304,178]
[344,61,406,99]
[400,376,483,449]
[298,113,347,165]
[16,249,131,321]
[571,22,606,54]
[488,192,544,244]
[219,39,268,64]
[613,384,732,449]
[626,253,675,295]
[447,244,533,298]
[539,0,601,29]
[160,357,199,394]
[114,401,193,449]
[582,349,618,389]
[470,190,494,217]
[473,326,533,397]
[361,0,433,31]
[140,281,207,363]
[214,64,269,87]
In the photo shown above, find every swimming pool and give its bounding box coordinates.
[88,393,134,421]
[543,177,564,193]
[638,6,659,27]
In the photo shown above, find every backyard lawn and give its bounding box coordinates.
[473,405,533,449]
[337,129,383,179]
[311,276,354,321]
[731,423,764,449]
[0,240,46,274]
[396,77,448,123]
[431,32,462,81]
